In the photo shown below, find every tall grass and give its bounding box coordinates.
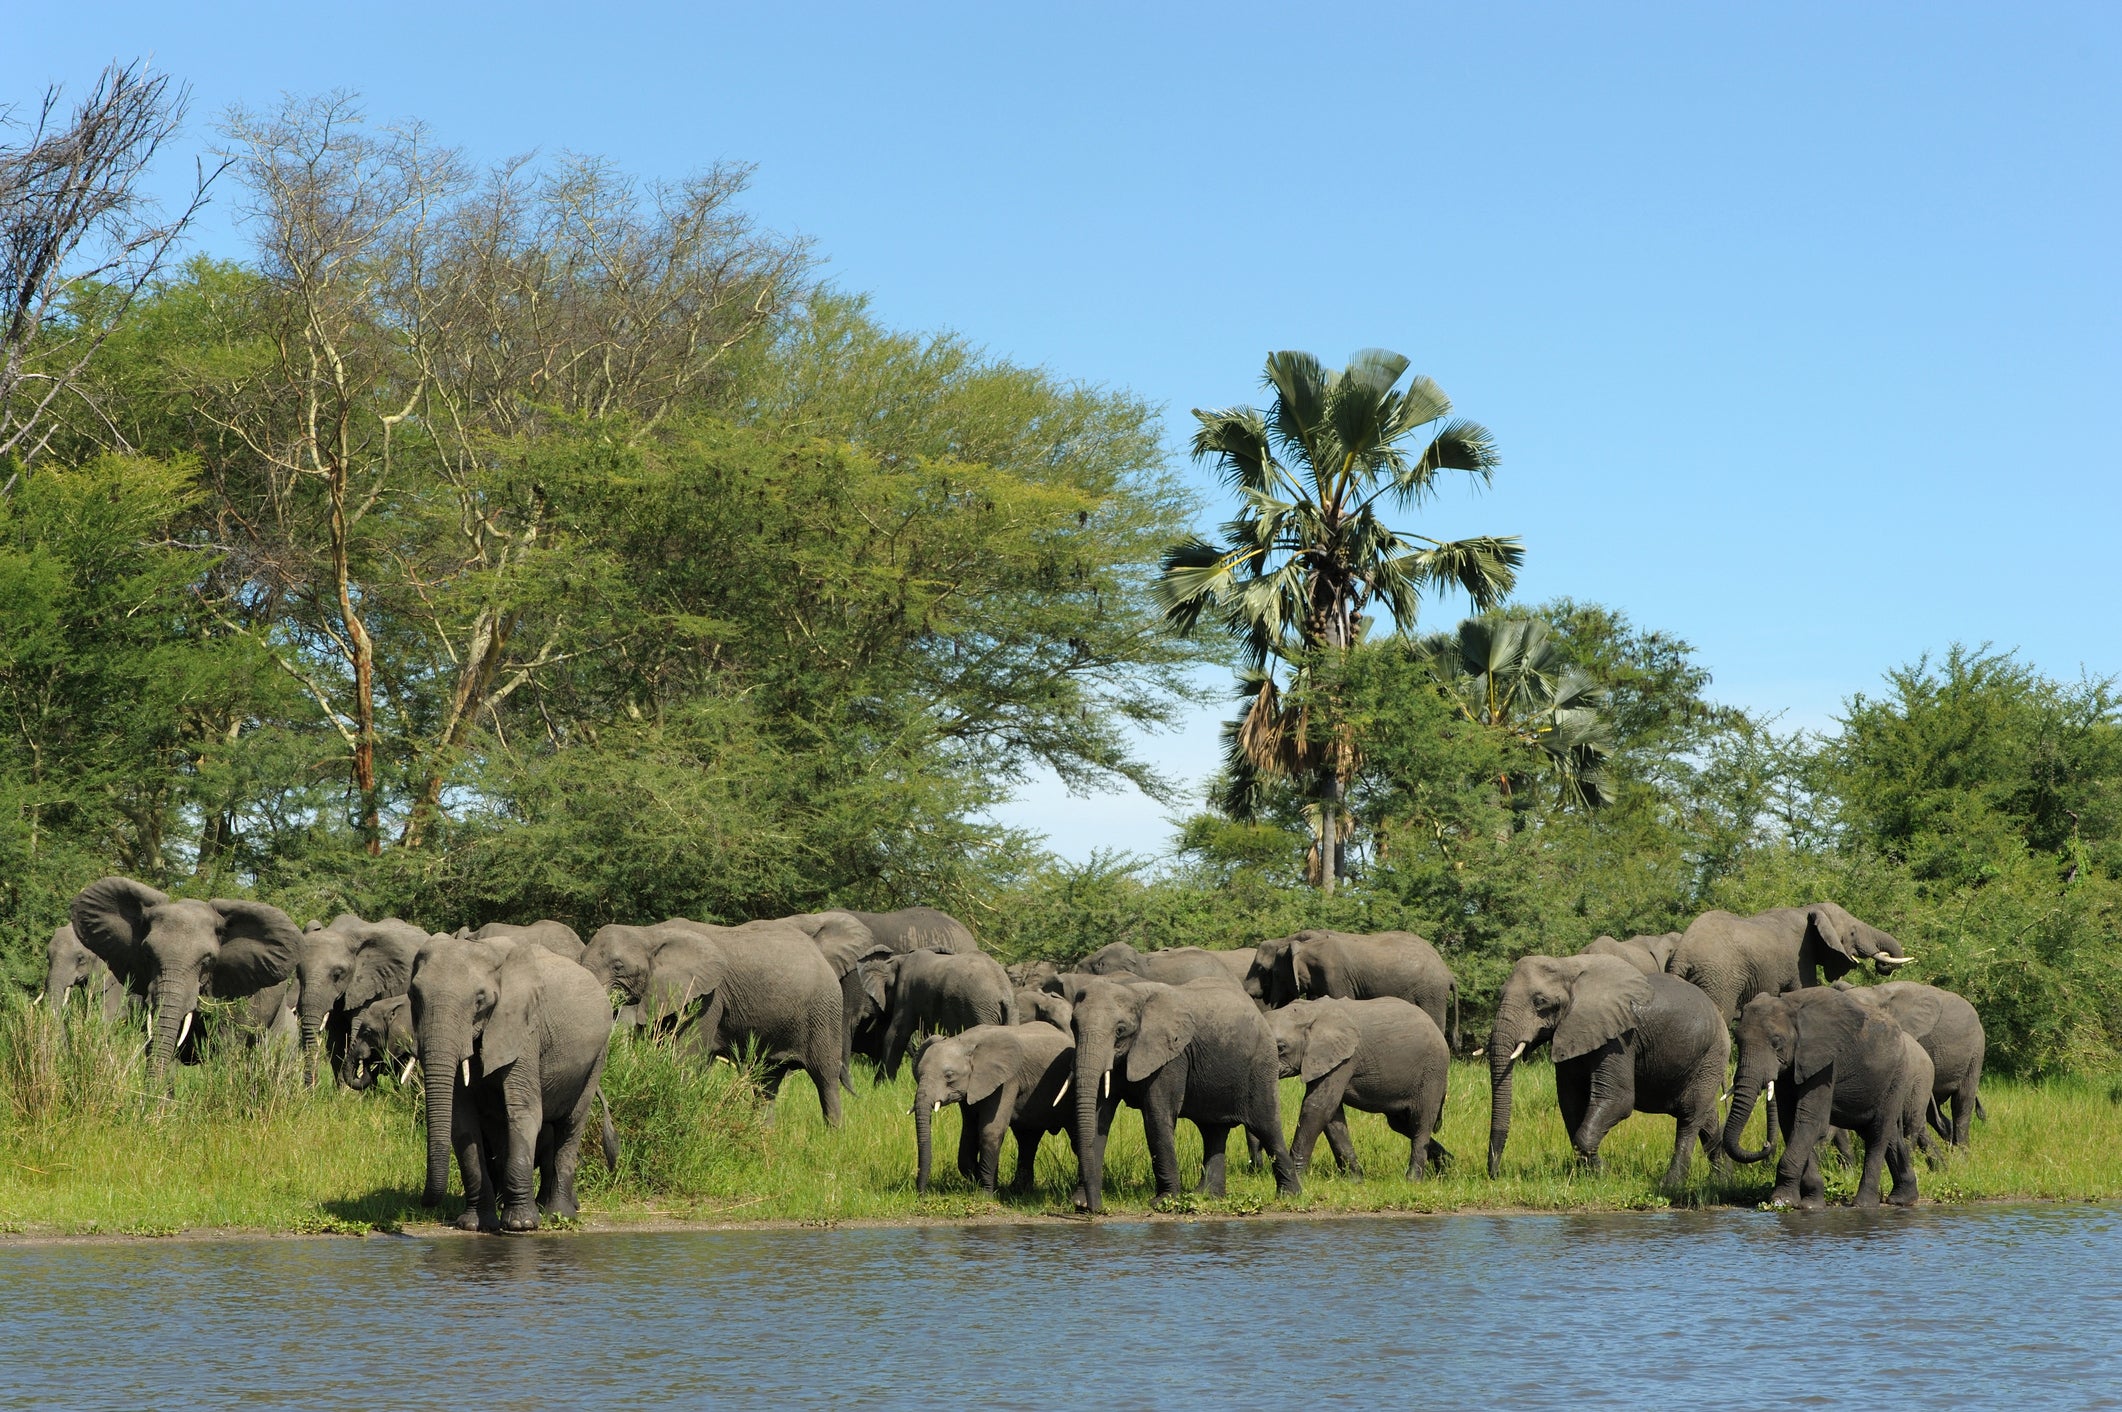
[4,991,2119,1235]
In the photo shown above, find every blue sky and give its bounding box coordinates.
[9,4,2118,860]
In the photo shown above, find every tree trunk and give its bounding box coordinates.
[328,463,382,856]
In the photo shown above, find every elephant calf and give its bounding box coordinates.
[1833,981,1985,1148]
[340,995,418,1090]
[1271,998,1450,1180]
[1724,988,1934,1209]
[912,1023,1074,1195]
[1486,954,1729,1188]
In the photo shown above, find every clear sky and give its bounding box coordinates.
[9,4,2118,860]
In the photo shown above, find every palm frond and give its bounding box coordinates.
[1403,535,1524,611]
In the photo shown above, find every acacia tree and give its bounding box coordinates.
[1157,349,1521,892]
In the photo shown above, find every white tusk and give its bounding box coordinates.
[1469,1047,1483,1057]
[1878,954,1914,967]
[932,1101,942,1114]
[1102,1069,1111,1099]
[30,994,41,1006]
[177,1010,193,1051]
[907,1104,916,1115]
[1763,1081,1775,1106]
[1507,1041,1527,1062]
[1055,1078,1070,1103]
[399,1057,418,1084]
[460,1059,472,1087]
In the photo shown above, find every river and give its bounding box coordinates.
[4,1206,2115,1407]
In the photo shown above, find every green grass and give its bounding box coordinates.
[4,995,2119,1235]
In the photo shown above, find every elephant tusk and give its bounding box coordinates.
[177,1010,193,1051]
[1469,1047,1483,1057]
[1102,1070,1111,1099]
[460,1059,472,1087]
[1055,1078,1070,1103]
[932,1101,942,1114]
[1763,1081,1775,1106]
[1878,954,1914,968]
[1507,1041,1527,1063]
[399,1056,418,1084]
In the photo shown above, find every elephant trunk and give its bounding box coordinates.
[339,1049,375,1091]
[914,1077,940,1195]
[1073,1031,1116,1214]
[1723,1064,1774,1164]
[296,978,338,1086]
[41,970,70,1014]
[1486,1013,1533,1179]
[419,1024,466,1207]
[147,976,200,1084]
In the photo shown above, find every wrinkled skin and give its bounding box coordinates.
[778,911,894,1094]
[1248,930,1458,1049]
[877,949,1015,1080]
[295,914,432,1085]
[583,919,844,1126]
[41,923,127,1023]
[1272,998,1450,1180]
[1670,903,1912,1024]
[1077,941,1251,988]
[1834,981,1986,1147]
[1006,959,1062,990]
[1723,989,1932,1208]
[845,907,980,955]
[1580,933,1679,977]
[912,1024,1074,1195]
[1486,954,1728,1188]
[1014,988,1072,1031]
[462,920,585,963]
[340,995,418,1090]
[70,877,302,1084]
[412,936,614,1233]
[1063,975,1300,1213]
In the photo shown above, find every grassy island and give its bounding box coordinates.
[3,1003,2117,1239]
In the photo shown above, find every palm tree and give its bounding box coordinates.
[1417,615,1616,811]
[1158,349,1523,892]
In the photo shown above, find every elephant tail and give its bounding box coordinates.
[1925,1097,1949,1141]
[598,1090,620,1173]
[1448,983,1461,1055]
[1975,1095,1988,1123]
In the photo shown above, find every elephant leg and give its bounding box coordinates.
[1322,1105,1361,1179]
[1951,1081,1977,1149]
[956,1099,982,1183]
[1244,1071,1303,1199]
[1573,1042,1634,1170]
[1886,1124,1920,1206]
[1828,1126,1855,1165]
[1852,1120,1889,1208]
[544,1059,603,1220]
[880,1010,917,1084]
[977,1089,1018,1194]
[497,1065,546,1232]
[1245,1127,1265,1173]
[1197,1121,1232,1197]
[1007,1123,1042,1194]
[454,1085,499,1233]
[1776,1082,1833,1209]
[1554,1057,1591,1154]
[1289,1079,1342,1175]
[1139,1069,1188,1201]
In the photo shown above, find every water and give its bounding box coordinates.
[4,1206,2117,1408]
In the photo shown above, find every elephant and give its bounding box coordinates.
[1723,987,1934,1208]
[1247,929,1458,1048]
[877,948,1016,1080]
[582,919,845,1126]
[1270,997,1450,1180]
[1581,933,1679,976]
[1484,953,1729,1188]
[461,920,585,963]
[844,907,981,955]
[1833,981,1986,1147]
[339,995,417,1090]
[912,1023,1074,1195]
[412,934,615,1233]
[294,913,433,1084]
[1669,903,1913,1023]
[1006,959,1062,990]
[40,923,127,1023]
[1061,975,1301,1213]
[1076,941,1250,988]
[1014,987,1072,1031]
[70,877,302,1082]
[777,911,895,1092]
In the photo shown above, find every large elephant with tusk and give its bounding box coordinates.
[69,878,302,1083]
[1484,953,1729,1187]
[1669,903,1913,1024]
[295,914,434,1085]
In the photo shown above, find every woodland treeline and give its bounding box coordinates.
[2,76,2117,1076]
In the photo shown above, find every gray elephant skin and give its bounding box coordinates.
[1076,941,1252,988]
[296,913,433,1084]
[1062,975,1300,1213]
[912,1023,1074,1195]
[1834,980,1985,1147]
[877,948,1015,1080]
[413,934,614,1233]
[1486,954,1728,1188]
[461,919,585,962]
[70,877,302,1082]
[1670,903,1912,1023]
[1272,997,1449,1180]
[41,922,127,1023]
[340,995,418,1090]
[843,907,980,955]
[583,919,845,1126]
[1580,933,1679,976]
[1723,987,1934,1208]
[1014,987,1072,1031]
[1248,930,1458,1049]
[779,910,895,1093]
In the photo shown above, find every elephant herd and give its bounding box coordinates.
[34,876,1989,1223]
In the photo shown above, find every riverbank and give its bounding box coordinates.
[5,1014,2118,1238]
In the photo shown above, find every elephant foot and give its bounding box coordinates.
[1766,1185,1804,1208]
[499,1203,540,1233]
[1888,1184,1920,1207]
[452,1209,488,1233]
[543,1191,580,1220]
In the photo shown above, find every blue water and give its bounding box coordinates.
[4,1206,2116,1407]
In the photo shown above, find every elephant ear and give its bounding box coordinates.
[208,899,303,996]
[1125,996,1194,1082]
[344,921,428,1010]
[1882,985,1943,1039]
[71,876,168,984]
[1805,906,1859,962]
[645,936,723,1024]
[480,948,546,1074]
[1552,957,1652,1062]
[1289,935,1319,996]
[964,1040,1015,1105]
[1791,995,1866,1084]
[1300,1006,1360,1083]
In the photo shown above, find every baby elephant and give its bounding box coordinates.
[912,1023,1074,1195]
[1272,998,1450,1180]
[339,995,418,1090]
